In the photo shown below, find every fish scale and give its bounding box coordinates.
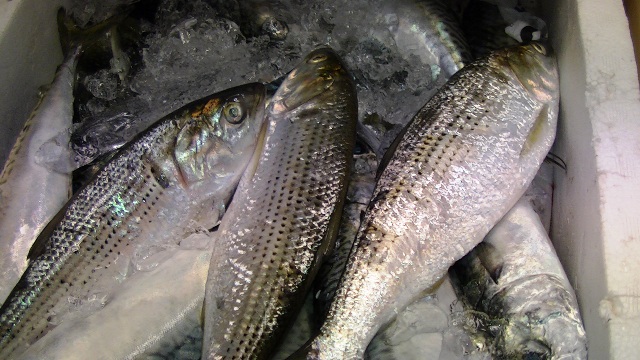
[298,43,559,359]
[0,83,267,359]
[203,48,357,359]
[0,129,177,357]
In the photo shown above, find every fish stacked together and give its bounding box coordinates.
[0,1,587,359]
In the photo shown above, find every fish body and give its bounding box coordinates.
[0,48,80,304]
[0,83,267,359]
[202,47,358,359]
[314,146,378,319]
[449,199,587,359]
[299,43,559,359]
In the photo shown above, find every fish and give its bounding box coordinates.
[359,0,472,157]
[0,82,267,359]
[0,49,77,305]
[292,42,560,359]
[202,47,358,359]
[0,8,128,305]
[449,199,588,359]
[313,141,378,319]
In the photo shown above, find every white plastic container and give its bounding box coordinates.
[1,0,639,358]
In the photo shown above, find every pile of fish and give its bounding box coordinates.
[0,0,587,359]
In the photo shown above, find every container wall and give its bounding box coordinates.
[543,0,640,358]
[0,0,67,167]
[1,0,640,358]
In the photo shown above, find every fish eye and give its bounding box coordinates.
[532,43,546,55]
[223,100,245,124]
[308,53,328,63]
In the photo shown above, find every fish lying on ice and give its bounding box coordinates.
[313,141,379,320]
[291,42,560,359]
[0,8,128,305]
[449,198,588,359]
[0,82,267,359]
[202,47,358,359]
[0,48,77,305]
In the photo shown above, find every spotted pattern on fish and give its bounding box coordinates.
[0,83,267,359]
[302,43,559,359]
[202,48,357,359]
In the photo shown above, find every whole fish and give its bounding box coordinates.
[0,8,127,304]
[294,42,559,359]
[202,47,358,359]
[449,199,588,359]
[0,82,267,359]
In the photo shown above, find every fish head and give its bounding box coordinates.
[174,83,267,186]
[270,47,352,115]
[497,43,560,164]
[505,42,559,104]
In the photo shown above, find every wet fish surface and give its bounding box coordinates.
[0,7,126,305]
[0,82,267,359]
[313,142,379,320]
[202,47,358,359]
[294,42,560,359]
[0,49,77,305]
[449,199,587,359]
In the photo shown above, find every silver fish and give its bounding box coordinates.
[0,7,127,304]
[0,82,267,359]
[0,48,77,305]
[202,47,358,359]
[449,199,588,359]
[296,42,559,359]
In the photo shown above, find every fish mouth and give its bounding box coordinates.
[506,42,559,103]
[269,47,347,114]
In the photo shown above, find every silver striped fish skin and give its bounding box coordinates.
[0,83,267,359]
[313,146,378,320]
[302,42,559,359]
[0,48,80,305]
[449,199,587,359]
[202,47,358,359]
